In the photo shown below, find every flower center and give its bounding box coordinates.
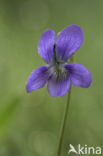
[48,44,67,80]
[49,62,67,80]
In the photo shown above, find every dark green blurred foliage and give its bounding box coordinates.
[0,0,103,155]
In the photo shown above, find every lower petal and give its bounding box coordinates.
[65,63,92,88]
[26,65,50,93]
[47,74,71,97]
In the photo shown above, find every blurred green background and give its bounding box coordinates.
[0,0,103,155]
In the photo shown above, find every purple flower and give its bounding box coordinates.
[26,24,92,97]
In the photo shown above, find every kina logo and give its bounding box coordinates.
[68,144,101,155]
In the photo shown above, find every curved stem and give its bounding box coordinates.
[57,55,74,156]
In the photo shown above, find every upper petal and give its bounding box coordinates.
[38,29,55,64]
[47,73,71,97]
[65,63,92,88]
[56,24,83,61]
[26,65,50,93]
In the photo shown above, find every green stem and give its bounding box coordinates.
[57,55,74,156]
[57,86,72,156]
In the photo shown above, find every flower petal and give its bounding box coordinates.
[56,24,83,61]
[26,65,50,93]
[38,29,55,64]
[65,63,92,88]
[47,73,71,97]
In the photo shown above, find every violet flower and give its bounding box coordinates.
[26,24,92,97]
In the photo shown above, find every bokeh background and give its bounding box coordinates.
[0,0,103,155]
